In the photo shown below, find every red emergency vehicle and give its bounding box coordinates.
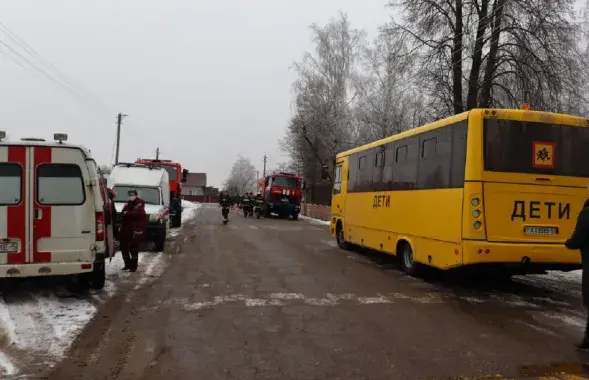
[135,158,188,227]
[259,172,303,220]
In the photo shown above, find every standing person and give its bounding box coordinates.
[565,195,589,349]
[120,189,146,272]
[107,188,118,241]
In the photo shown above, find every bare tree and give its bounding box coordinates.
[98,165,111,175]
[283,12,366,204]
[388,0,589,115]
[223,156,257,195]
[353,28,427,143]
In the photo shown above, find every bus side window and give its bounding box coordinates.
[333,165,342,194]
[348,155,358,192]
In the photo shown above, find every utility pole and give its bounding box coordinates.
[114,112,127,164]
[155,147,160,160]
[262,154,267,177]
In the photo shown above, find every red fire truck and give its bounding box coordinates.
[258,172,303,220]
[136,158,188,227]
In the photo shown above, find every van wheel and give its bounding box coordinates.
[292,213,299,221]
[399,242,422,277]
[336,222,350,250]
[154,230,166,252]
[171,214,182,228]
[91,261,106,290]
[79,261,105,290]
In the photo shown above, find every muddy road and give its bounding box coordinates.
[39,204,589,379]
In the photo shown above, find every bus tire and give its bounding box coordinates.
[398,241,422,277]
[336,221,350,250]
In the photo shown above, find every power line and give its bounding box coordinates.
[0,19,113,116]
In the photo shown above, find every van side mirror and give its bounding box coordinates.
[302,181,306,190]
[320,166,329,180]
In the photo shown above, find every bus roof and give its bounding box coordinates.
[336,108,589,159]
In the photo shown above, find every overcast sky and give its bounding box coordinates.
[0,0,391,187]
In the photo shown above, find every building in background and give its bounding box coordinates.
[181,173,207,196]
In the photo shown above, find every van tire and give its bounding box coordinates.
[91,261,106,290]
[171,214,182,228]
[398,241,423,277]
[79,261,105,291]
[292,213,299,221]
[154,229,166,252]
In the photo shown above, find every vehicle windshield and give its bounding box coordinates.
[113,186,161,205]
[162,165,178,181]
[272,176,300,188]
[484,119,589,177]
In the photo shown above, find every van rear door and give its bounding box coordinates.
[0,145,28,265]
[32,146,95,263]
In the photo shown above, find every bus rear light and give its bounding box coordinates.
[472,210,480,218]
[471,198,480,206]
[485,249,490,254]
[473,221,482,230]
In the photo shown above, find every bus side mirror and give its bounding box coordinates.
[181,169,188,183]
[320,166,329,180]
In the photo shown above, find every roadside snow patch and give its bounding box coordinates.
[299,214,330,226]
[181,200,201,222]
[0,351,15,376]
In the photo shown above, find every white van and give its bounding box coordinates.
[107,163,170,251]
[0,132,113,289]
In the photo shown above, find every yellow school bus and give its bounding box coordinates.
[330,109,589,276]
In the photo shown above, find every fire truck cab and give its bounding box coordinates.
[260,172,303,220]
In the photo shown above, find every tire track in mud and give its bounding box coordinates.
[44,218,200,380]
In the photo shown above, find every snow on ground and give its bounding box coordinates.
[181,200,201,222]
[0,201,203,377]
[299,214,330,226]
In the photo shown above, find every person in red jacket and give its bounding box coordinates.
[120,189,146,272]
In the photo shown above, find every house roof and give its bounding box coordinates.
[184,172,206,187]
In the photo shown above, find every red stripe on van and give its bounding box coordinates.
[6,146,27,265]
[33,147,52,263]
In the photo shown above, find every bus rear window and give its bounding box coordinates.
[272,176,299,188]
[483,119,589,177]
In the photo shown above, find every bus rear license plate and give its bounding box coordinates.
[0,242,18,253]
[524,226,558,235]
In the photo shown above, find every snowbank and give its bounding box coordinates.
[181,200,201,222]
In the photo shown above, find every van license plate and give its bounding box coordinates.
[524,226,558,235]
[0,242,17,253]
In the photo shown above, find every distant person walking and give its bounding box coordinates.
[565,195,589,349]
[119,189,146,272]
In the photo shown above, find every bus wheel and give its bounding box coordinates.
[399,242,422,277]
[336,222,349,250]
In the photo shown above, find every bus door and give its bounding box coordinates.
[331,160,347,219]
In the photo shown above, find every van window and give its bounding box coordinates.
[37,164,85,205]
[0,164,22,205]
[113,186,161,205]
